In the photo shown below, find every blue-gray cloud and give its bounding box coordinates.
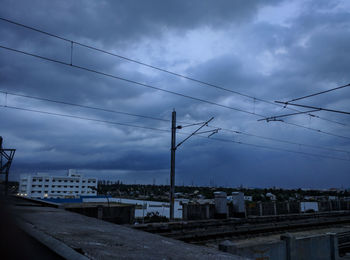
[0,0,349,188]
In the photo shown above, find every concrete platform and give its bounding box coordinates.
[10,200,248,259]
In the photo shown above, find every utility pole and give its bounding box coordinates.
[169,110,220,221]
[169,110,176,221]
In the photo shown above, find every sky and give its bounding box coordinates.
[0,0,349,188]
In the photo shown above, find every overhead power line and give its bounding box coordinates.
[285,83,350,103]
[0,16,346,127]
[217,127,350,154]
[282,121,350,140]
[275,102,350,116]
[0,105,170,132]
[205,136,350,162]
[0,17,277,103]
[0,45,260,117]
[2,90,349,153]
[1,104,349,162]
[2,45,349,141]
[0,90,169,122]
[257,109,321,122]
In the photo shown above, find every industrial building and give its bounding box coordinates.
[18,169,97,199]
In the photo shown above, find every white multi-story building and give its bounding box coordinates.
[18,169,97,199]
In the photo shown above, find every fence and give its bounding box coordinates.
[245,200,350,217]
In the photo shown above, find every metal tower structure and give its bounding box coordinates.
[0,137,16,196]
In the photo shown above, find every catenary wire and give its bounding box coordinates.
[286,83,350,103]
[1,104,349,162]
[0,45,259,117]
[1,45,350,141]
[0,16,346,127]
[0,90,169,122]
[0,105,170,132]
[2,90,349,154]
[216,127,350,154]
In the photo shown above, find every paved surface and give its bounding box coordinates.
[11,201,248,259]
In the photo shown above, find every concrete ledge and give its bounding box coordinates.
[12,201,247,259]
[18,220,89,260]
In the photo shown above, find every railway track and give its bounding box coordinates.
[133,211,350,243]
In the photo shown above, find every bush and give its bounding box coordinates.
[144,212,168,223]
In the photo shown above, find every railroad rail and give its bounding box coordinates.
[134,211,350,243]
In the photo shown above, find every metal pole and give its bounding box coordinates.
[0,137,2,196]
[170,110,176,221]
[5,169,8,197]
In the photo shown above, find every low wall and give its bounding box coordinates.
[182,199,350,220]
[182,203,215,220]
[245,201,350,217]
[219,233,339,260]
[66,204,135,224]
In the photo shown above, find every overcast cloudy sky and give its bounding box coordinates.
[0,0,349,188]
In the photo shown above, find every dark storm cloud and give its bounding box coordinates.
[0,0,278,46]
[0,0,349,188]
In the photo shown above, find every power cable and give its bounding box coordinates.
[0,90,169,122]
[275,102,350,115]
[0,105,169,132]
[1,104,349,162]
[217,127,350,154]
[3,90,349,153]
[286,83,350,103]
[1,45,349,141]
[0,16,346,127]
[0,45,259,117]
[205,136,350,162]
